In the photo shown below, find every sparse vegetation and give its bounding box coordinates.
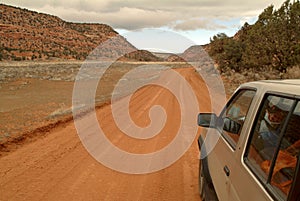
[0,3,160,62]
[0,4,139,61]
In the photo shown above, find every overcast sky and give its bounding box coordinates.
[1,0,285,52]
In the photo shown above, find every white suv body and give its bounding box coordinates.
[198,80,300,201]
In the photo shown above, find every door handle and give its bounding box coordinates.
[224,165,230,176]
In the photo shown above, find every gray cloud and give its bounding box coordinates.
[173,19,228,31]
[1,0,285,31]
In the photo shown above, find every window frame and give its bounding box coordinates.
[217,88,256,150]
[243,92,300,201]
[287,154,300,201]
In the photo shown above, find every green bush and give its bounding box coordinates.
[208,0,300,73]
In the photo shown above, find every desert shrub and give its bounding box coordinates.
[283,66,300,79]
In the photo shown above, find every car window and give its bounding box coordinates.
[245,95,300,200]
[219,89,256,149]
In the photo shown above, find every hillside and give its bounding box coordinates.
[180,45,210,62]
[176,0,300,95]
[118,50,163,62]
[0,4,160,62]
[179,0,300,78]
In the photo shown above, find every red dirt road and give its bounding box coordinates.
[0,68,215,201]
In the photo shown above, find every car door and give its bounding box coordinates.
[207,89,256,201]
[241,94,300,201]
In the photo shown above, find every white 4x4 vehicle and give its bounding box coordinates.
[198,80,300,201]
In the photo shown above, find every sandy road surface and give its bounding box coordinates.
[0,67,215,201]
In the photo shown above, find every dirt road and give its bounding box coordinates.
[0,67,215,201]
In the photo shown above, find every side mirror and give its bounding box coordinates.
[197,113,218,128]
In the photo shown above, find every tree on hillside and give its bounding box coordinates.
[241,5,276,69]
[208,0,300,73]
[209,33,243,72]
